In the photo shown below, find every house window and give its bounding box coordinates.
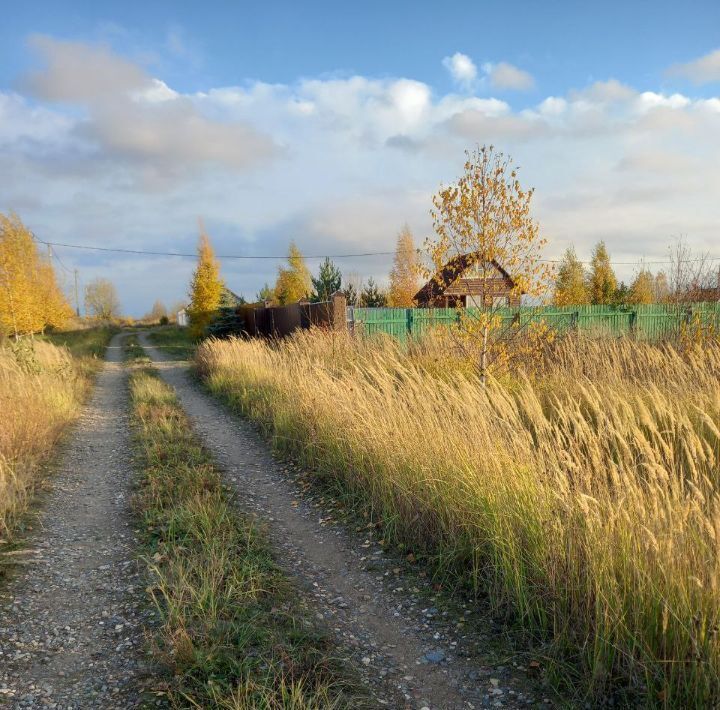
[492,296,508,308]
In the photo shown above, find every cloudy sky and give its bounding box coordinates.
[1,0,719,315]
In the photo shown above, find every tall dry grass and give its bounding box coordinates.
[0,337,104,541]
[197,330,720,707]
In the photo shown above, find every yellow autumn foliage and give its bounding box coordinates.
[388,225,420,307]
[0,212,72,337]
[199,330,720,708]
[187,232,223,338]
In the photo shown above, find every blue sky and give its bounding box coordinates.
[3,1,719,95]
[1,1,719,314]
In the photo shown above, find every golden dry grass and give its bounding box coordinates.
[0,337,104,541]
[197,330,720,707]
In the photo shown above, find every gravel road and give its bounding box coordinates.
[0,334,161,708]
[140,333,548,710]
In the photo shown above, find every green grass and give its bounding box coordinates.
[123,334,151,364]
[147,326,196,360]
[128,354,364,708]
[43,325,117,359]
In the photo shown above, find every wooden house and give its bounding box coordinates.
[414,254,522,308]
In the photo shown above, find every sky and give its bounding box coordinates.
[1,0,720,315]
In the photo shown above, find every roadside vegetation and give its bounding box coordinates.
[44,324,118,360]
[0,326,114,547]
[197,329,720,707]
[147,325,195,360]
[128,353,363,708]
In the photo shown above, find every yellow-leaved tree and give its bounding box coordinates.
[388,225,420,307]
[35,257,74,330]
[629,268,654,305]
[0,212,72,338]
[587,242,617,304]
[425,145,554,382]
[554,247,589,305]
[274,242,311,304]
[188,230,223,338]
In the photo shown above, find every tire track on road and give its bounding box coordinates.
[140,332,543,710]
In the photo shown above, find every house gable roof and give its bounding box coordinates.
[414,253,515,305]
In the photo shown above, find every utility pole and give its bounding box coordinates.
[74,269,80,317]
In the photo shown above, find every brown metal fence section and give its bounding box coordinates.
[238,293,346,338]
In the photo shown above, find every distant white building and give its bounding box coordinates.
[177,308,188,327]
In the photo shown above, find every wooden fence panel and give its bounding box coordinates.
[348,302,720,342]
[353,307,409,340]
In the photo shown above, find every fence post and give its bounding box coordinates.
[406,308,414,338]
[572,311,579,332]
[630,309,637,338]
[331,291,347,332]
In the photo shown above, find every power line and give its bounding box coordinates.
[33,237,720,267]
[42,239,720,266]
[36,240,396,260]
[49,247,74,274]
[31,234,75,273]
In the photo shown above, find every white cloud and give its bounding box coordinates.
[442,52,477,88]
[24,36,277,174]
[443,56,534,91]
[486,61,535,91]
[3,37,720,315]
[572,79,635,103]
[0,92,73,146]
[25,35,149,101]
[538,97,567,116]
[635,91,690,112]
[668,48,720,84]
[133,79,179,103]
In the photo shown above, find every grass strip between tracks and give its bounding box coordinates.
[127,351,363,708]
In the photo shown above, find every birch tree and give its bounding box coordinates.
[0,212,72,338]
[554,247,589,305]
[425,145,554,381]
[388,225,420,306]
[85,278,121,321]
[274,242,311,304]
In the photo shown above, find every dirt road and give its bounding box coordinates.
[0,331,544,709]
[140,333,543,710]
[0,334,160,708]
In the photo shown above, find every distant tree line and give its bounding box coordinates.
[554,238,718,307]
[184,208,719,341]
[252,225,421,309]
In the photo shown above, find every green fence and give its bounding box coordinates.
[351,303,720,342]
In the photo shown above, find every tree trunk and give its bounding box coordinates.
[480,320,489,386]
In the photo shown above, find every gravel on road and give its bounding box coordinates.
[140,333,549,710]
[0,334,162,709]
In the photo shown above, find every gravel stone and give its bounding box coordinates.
[141,333,551,709]
[0,335,163,708]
